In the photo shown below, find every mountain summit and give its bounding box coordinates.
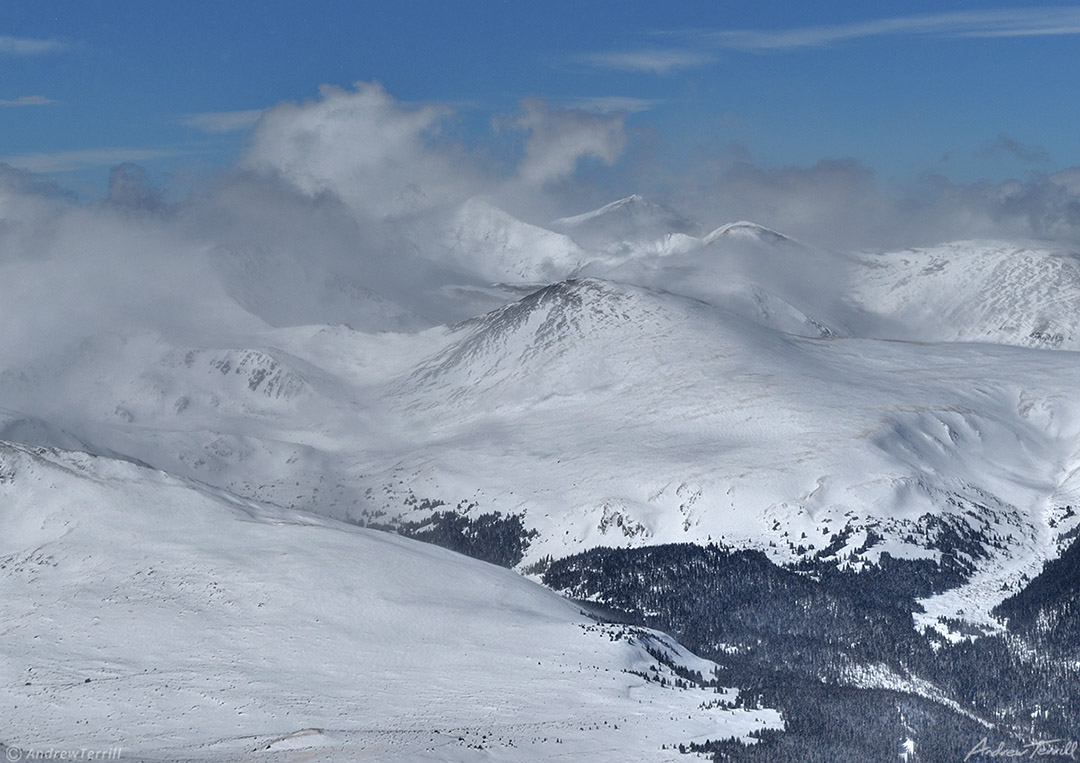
[552,194,699,252]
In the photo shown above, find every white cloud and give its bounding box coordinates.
[241,81,481,219]
[510,98,626,186]
[671,154,1080,250]
[0,95,55,107]
[702,8,1080,50]
[575,49,713,73]
[0,36,65,55]
[181,110,263,133]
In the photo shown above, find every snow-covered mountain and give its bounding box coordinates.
[436,197,589,284]
[389,278,1080,616]
[6,187,1080,758]
[582,217,856,338]
[551,194,699,256]
[700,220,795,246]
[6,202,1080,613]
[849,240,1080,349]
[7,266,1078,629]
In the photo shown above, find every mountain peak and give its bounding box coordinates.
[442,197,587,283]
[550,196,699,252]
[552,194,655,228]
[702,221,793,245]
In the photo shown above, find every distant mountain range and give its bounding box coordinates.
[4,193,1080,760]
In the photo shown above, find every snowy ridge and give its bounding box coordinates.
[4,252,1079,629]
[551,194,697,237]
[850,241,1080,349]
[438,197,588,283]
[6,188,1080,756]
[701,220,795,246]
[552,194,654,227]
[403,278,709,403]
[582,217,857,339]
[548,195,700,265]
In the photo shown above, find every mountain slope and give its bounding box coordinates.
[5,267,1080,632]
[383,278,1080,623]
[0,441,779,761]
[581,219,859,338]
[849,241,1080,349]
[437,197,588,284]
[551,194,699,255]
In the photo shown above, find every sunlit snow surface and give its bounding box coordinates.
[9,270,1078,623]
[5,190,1080,756]
[0,442,779,761]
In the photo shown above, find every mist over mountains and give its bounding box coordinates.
[5,81,1080,760]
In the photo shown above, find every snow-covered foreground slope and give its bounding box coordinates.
[0,441,779,761]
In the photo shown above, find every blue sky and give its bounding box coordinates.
[3,1,1080,198]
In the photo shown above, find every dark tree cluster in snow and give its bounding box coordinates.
[391,509,538,568]
[543,541,1080,761]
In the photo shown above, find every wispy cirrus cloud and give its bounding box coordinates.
[558,96,663,114]
[3,148,174,174]
[181,110,263,134]
[699,7,1080,51]
[572,8,1080,75]
[574,49,714,74]
[0,95,55,107]
[0,36,66,55]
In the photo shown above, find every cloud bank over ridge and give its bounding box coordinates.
[2,78,1080,371]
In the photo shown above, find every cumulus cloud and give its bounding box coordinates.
[241,81,482,220]
[671,154,1080,250]
[226,82,1080,250]
[910,170,1080,244]
[673,158,891,247]
[0,173,253,377]
[5,75,1080,387]
[0,163,72,199]
[509,98,626,186]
